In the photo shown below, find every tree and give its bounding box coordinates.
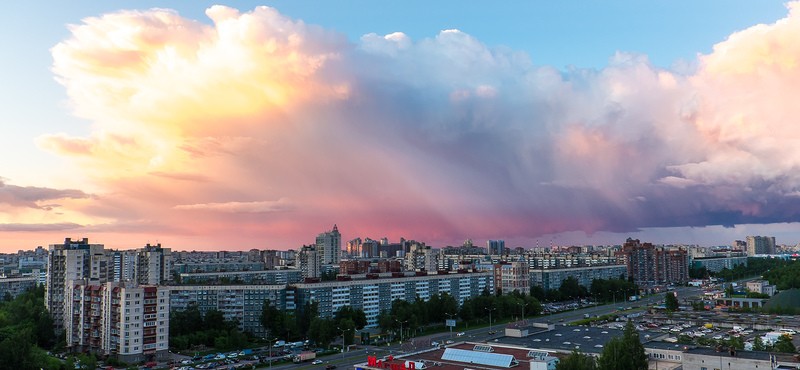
[559,277,586,300]
[308,318,335,348]
[753,335,766,351]
[556,350,597,370]
[664,292,679,311]
[596,321,647,370]
[774,334,797,353]
[261,299,286,339]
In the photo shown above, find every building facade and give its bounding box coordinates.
[493,261,529,295]
[316,224,342,265]
[46,238,108,330]
[530,264,628,291]
[746,236,776,256]
[168,284,288,337]
[294,271,494,328]
[296,245,321,279]
[65,281,170,363]
[620,239,688,288]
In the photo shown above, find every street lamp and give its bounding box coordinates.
[266,335,275,370]
[337,326,347,359]
[395,319,408,343]
[484,307,496,333]
[517,302,529,322]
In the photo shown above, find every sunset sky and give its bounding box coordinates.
[2,1,800,252]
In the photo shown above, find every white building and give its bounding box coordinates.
[746,280,777,297]
[65,280,170,363]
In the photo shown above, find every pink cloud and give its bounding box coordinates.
[18,2,800,251]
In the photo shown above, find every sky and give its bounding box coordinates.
[1,1,800,251]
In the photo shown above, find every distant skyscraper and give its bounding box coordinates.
[487,240,506,255]
[745,236,776,256]
[316,224,341,264]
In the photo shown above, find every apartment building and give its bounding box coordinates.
[46,238,108,330]
[0,275,37,299]
[620,238,688,288]
[529,264,628,291]
[168,284,290,337]
[294,271,494,327]
[177,269,303,285]
[493,261,530,295]
[46,239,173,331]
[691,255,748,273]
[316,224,342,264]
[65,280,169,363]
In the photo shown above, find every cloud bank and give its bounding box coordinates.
[34,3,800,248]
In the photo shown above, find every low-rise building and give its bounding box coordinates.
[746,280,777,297]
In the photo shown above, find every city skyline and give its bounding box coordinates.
[2,1,800,252]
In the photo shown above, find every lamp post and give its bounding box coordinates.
[484,307,496,334]
[395,319,408,343]
[337,326,347,360]
[517,302,529,322]
[266,335,275,370]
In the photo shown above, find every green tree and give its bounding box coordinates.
[261,299,286,339]
[753,335,766,351]
[556,350,597,370]
[664,292,679,311]
[559,277,587,299]
[774,334,797,353]
[308,317,335,348]
[596,321,647,370]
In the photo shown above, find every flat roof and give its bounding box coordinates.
[494,325,664,354]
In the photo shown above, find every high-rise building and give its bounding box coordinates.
[620,238,688,288]
[296,245,321,279]
[47,239,173,332]
[487,240,506,255]
[745,236,776,256]
[135,244,172,285]
[65,280,170,363]
[405,244,437,272]
[493,261,529,295]
[46,238,108,330]
[346,238,362,258]
[316,224,341,264]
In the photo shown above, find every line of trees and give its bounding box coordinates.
[170,307,249,351]
[260,300,367,349]
[377,291,541,339]
[529,277,638,304]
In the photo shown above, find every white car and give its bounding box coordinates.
[312,360,324,365]
[456,332,465,337]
